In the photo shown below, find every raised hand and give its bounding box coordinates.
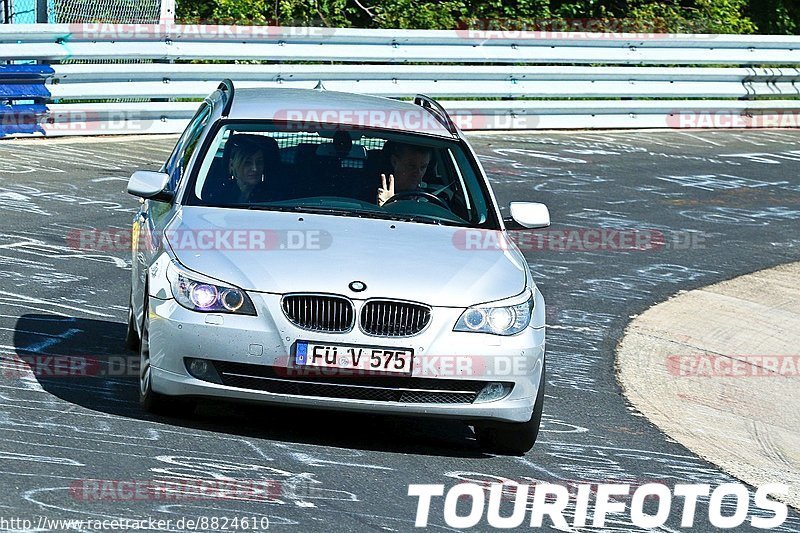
[377,173,395,206]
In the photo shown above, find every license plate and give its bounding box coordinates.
[295,341,413,375]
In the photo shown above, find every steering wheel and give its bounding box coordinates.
[383,190,449,210]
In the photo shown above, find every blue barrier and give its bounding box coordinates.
[0,103,47,136]
[0,64,52,136]
[0,83,51,99]
[0,64,54,81]
[0,64,53,99]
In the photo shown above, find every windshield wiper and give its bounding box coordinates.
[382,213,447,225]
[204,203,456,226]
[292,207,453,226]
[205,204,347,215]
[401,216,442,225]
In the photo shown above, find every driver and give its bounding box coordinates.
[376,143,433,207]
[207,135,271,204]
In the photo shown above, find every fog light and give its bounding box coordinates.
[185,358,223,384]
[190,359,208,376]
[474,382,512,403]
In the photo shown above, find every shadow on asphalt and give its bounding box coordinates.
[11,313,487,458]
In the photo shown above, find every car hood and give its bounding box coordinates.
[166,207,528,307]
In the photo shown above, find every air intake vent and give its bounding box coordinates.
[209,360,491,404]
[360,300,431,337]
[282,294,354,333]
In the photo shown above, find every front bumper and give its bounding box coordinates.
[147,291,545,423]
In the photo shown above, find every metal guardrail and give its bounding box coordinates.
[2,24,800,137]
[25,64,800,99]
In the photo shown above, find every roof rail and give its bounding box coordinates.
[413,94,458,136]
[218,79,235,117]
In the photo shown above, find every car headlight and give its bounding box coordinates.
[166,261,256,315]
[454,292,533,335]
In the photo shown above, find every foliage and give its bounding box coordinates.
[372,1,465,30]
[746,0,799,34]
[175,0,796,34]
[627,0,757,34]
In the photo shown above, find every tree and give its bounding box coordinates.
[746,0,799,34]
[625,0,756,34]
[174,1,781,34]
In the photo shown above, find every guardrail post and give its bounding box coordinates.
[160,0,176,25]
[35,0,47,23]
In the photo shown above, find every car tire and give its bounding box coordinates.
[139,293,194,417]
[124,289,140,351]
[476,361,545,456]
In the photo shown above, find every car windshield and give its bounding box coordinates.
[185,123,498,228]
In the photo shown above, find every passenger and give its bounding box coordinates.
[376,143,433,206]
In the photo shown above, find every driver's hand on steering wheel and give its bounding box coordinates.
[377,173,395,206]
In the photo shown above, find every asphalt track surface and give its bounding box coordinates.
[0,130,799,532]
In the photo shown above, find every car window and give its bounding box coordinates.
[186,123,498,229]
[163,103,212,192]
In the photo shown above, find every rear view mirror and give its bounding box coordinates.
[504,202,551,230]
[127,171,173,202]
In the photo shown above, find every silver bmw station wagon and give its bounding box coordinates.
[125,81,550,454]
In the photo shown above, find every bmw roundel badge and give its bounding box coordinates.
[349,281,367,292]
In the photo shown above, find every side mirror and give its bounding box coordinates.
[127,171,173,202]
[504,202,550,230]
